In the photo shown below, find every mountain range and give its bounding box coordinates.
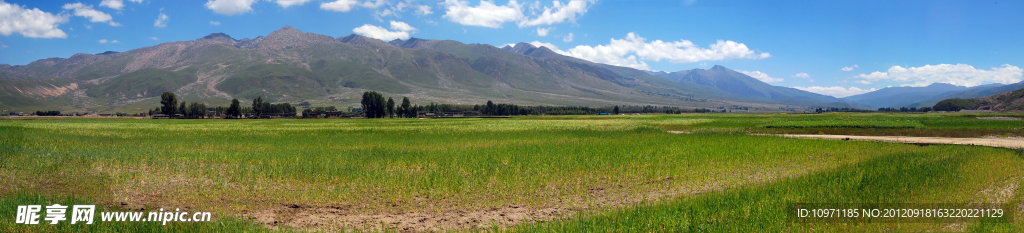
[6,25,1010,114]
[840,82,1022,109]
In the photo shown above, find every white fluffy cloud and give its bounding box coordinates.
[275,0,311,8]
[536,33,769,70]
[411,4,432,15]
[442,0,595,29]
[518,0,592,27]
[389,20,416,32]
[352,20,417,41]
[562,32,573,42]
[793,86,877,98]
[100,0,124,10]
[154,11,169,28]
[737,70,783,83]
[63,3,121,26]
[854,64,1023,87]
[209,21,221,25]
[536,27,550,36]
[205,0,257,15]
[841,64,858,71]
[376,1,433,19]
[793,72,810,78]
[0,2,68,38]
[442,0,524,28]
[321,0,388,12]
[321,0,358,12]
[98,39,119,44]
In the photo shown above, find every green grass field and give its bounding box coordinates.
[1,113,1022,232]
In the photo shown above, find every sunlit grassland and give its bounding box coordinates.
[1,113,1022,232]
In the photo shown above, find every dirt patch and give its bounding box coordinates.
[242,169,795,232]
[776,134,1024,149]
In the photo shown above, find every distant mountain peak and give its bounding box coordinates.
[339,34,388,46]
[710,65,727,71]
[926,83,960,88]
[267,25,304,37]
[202,33,235,41]
[389,37,432,48]
[510,42,537,55]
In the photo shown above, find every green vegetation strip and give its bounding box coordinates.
[0,113,1022,232]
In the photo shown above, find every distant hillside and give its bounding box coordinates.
[938,87,1024,112]
[650,65,855,107]
[842,83,982,108]
[907,81,1023,108]
[0,26,842,113]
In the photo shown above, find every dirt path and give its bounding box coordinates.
[777,134,1024,149]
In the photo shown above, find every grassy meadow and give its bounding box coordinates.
[0,113,1022,232]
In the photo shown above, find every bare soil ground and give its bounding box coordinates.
[243,170,793,232]
[777,134,1024,149]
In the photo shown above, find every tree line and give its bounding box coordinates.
[151,92,295,119]
[876,106,932,112]
[359,91,417,118]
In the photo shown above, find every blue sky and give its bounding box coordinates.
[2,0,1022,97]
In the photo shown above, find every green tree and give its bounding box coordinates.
[178,102,187,116]
[227,98,241,118]
[360,91,387,118]
[386,97,395,118]
[485,100,494,116]
[160,92,177,115]
[252,96,264,118]
[400,97,411,118]
[613,105,620,115]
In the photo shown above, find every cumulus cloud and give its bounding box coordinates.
[154,10,169,28]
[322,0,389,12]
[518,0,592,27]
[442,0,595,29]
[375,1,433,19]
[442,0,523,28]
[100,0,124,10]
[98,39,119,44]
[0,2,69,38]
[209,21,220,25]
[411,4,432,15]
[793,86,877,98]
[840,64,858,71]
[205,0,257,15]
[149,37,158,40]
[793,72,810,78]
[536,27,550,36]
[737,70,783,83]
[853,64,1023,87]
[63,3,121,26]
[562,32,574,42]
[389,20,416,32]
[321,0,358,12]
[537,33,769,70]
[352,20,417,41]
[275,0,311,8]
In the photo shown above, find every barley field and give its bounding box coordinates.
[1,113,1022,232]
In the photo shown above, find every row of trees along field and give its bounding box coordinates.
[473,101,710,116]
[359,91,418,118]
[356,91,713,118]
[877,106,933,112]
[149,92,296,119]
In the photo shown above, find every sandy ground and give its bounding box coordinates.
[778,134,1024,149]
